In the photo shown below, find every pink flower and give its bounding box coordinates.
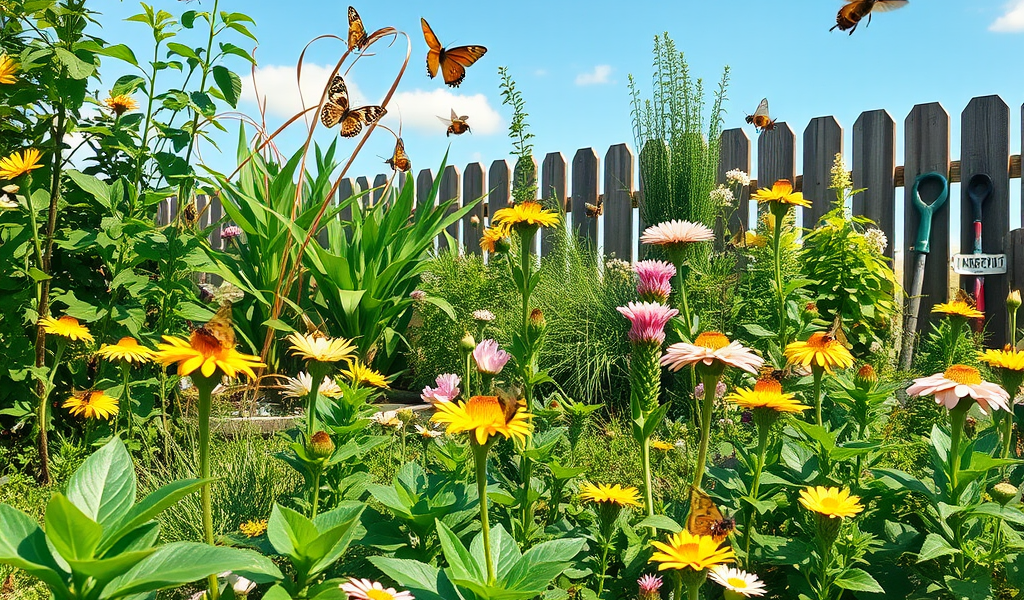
[220,225,242,240]
[421,373,461,404]
[635,260,676,304]
[410,290,426,301]
[341,578,414,600]
[906,364,1010,415]
[473,339,510,375]
[617,302,679,345]
[640,220,714,246]
[638,574,663,599]
[695,381,728,399]
[661,331,764,375]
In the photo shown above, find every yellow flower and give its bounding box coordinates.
[932,299,984,320]
[743,231,767,248]
[798,486,863,519]
[63,390,119,420]
[979,348,1024,372]
[239,519,268,538]
[751,179,810,209]
[286,332,356,364]
[104,94,138,116]
[480,223,509,253]
[0,53,17,84]
[491,201,560,229]
[784,332,854,374]
[727,376,808,414]
[580,482,642,507]
[650,440,675,451]
[0,148,44,180]
[95,336,156,364]
[344,360,389,388]
[39,315,94,343]
[649,530,735,572]
[155,331,264,379]
[432,395,534,446]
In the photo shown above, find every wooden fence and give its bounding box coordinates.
[168,95,1024,346]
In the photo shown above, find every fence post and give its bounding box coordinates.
[372,173,388,206]
[540,152,567,257]
[717,128,751,233]
[802,116,843,228]
[463,162,486,256]
[416,169,434,210]
[757,123,796,217]
[571,147,600,251]
[488,159,512,214]
[604,144,635,262]
[1008,229,1024,343]
[338,178,356,222]
[437,165,461,252]
[852,110,897,259]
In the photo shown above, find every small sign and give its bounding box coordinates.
[952,253,1007,275]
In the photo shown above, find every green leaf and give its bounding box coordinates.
[307,503,364,577]
[422,295,457,320]
[67,170,111,208]
[55,47,95,79]
[67,437,137,527]
[470,524,521,581]
[504,538,585,592]
[212,65,241,108]
[27,267,51,282]
[370,557,458,600]
[635,515,682,533]
[436,520,483,584]
[267,504,318,559]
[834,568,885,593]
[99,478,209,554]
[45,493,103,561]
[0,504,71,595]
[916,533,959,562]
[166,42,199,61]
[96,44,139,67]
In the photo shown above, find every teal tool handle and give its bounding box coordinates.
[911,172,949,254]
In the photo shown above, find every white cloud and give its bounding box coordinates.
[387,89,501,135]
[575,65,613,86]
[240,64,368,120]
[991,0,1024,32]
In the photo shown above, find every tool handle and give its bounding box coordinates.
[911,172,949,254]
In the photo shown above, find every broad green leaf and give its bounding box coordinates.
[916,533,959,562]
[55,47,95,79]
[635,515,681,533]
[369,557,458,600]
[212,65,241,108]
[261,585,293,600]
[67,170,111,208]
[99,478,209,553]
[436,520,483,584]
[69,549,156,584]
[470,524,521,581]
[45,493,103,561]
[307,503,364,577]
[504,538,585,592]
[96,44,139,67]
[0,504,70,595]
[834,568,885,593]
[67,437,137,527]
[267,504,318,559]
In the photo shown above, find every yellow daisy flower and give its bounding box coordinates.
[979,348,1024,372]
[650,440,675,451]
[63,390,119,420]
[491,201,560,230]
[784,332,854,374]
[932,299,984,320]
[727,376,808,414]
[344,360,389,388]
[155,331,264,379]
[0,148,44,180]
[286,331,356,364]
[480,223,509,253]
[104,94,138,116]
[649,530,735,572]
[798,486,863,519]
[579,482,642,507]
[39,315,94,343]
[95,336,156,364]
[239,519,268,538]
[0,53,17,85]
[750,179,810,208]
[432,394,534,446]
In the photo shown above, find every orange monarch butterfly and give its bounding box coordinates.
[347,6,368,52]
[745,98,777,133]
[421,18,487,88]
[193,302,236,349]
[385,138,411,173]
[687,487,735,545]
[438,109,471,136]
[320,75,386,137]
[831,0,908,35]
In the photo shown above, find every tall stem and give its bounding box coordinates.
[772,207,788,349]
[517,228,537,542]
[595,541,611,597]
[691,374,718,491]
[812,368,824,427]
[473,442,496,584]
[310,469,322,517]
[641,438,655,518]
[744,415,772,563]
[948,404,967,501]
[305,367,327,439]
[195,374,220,600]
[122,364,134,441]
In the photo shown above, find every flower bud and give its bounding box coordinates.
[397,408,415,425]
[494,235,512,254]
[470,214,481,228]
[802,303,820,322]
[308,430,335,459]
[1009,290,1022,312]
[528,308,547,339]
[460,332,476,352]
[854,364,878,390]
[991,482,1019,506]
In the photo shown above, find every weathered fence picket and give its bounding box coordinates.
[571,147,600,249]
[540,152,567,256]
[851,110,896,259]
[604,144,634,262]
[802,116,843,228]
[717,129,751,232]
[463,162,485,256]
[437,165,460,252]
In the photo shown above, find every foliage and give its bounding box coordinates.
[498,66,537,205]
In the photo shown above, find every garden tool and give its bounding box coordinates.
[967,173,993,329]
[899,172,949,371]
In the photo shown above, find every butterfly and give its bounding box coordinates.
[585,197,603,218]
[421,18,487,88]
[823,314,850,348]
[347,6,368,52]
[687,487,735,545]
[831,0,908,35]
[193,301,236,350]
[320,75,387,137]
[496,386,524,422]
[745,98,777,133]
[385,138,412,172]
[438,109,471,136]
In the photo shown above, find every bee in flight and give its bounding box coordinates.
[439,109,471,137]
[745,98,777,133]
[585,197,603,218]
[831,0,909,35]
[385,138,411,173]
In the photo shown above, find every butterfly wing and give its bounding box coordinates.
[439,45,487,88]
[347,6,368,51]
[197,302,236,349]
[871,0,909,12]
[754,98,769,120]
[340,105,386,138]
[687,487,730,543]
[320,76,350,128]
[421,18,442,78]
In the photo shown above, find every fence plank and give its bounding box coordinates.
[571,147,600,249]
[960,95,1011,346]
[541,152,567,256]
[437,165,461,252]
[903,102,952,324]
[757,122,797,192]
[488,160,511,216]
[852,110,897,258]
[514,155,540,255]
[802,116,843,228]
[717,128,751,232]
[604,144,635,262]
[416,169,434,209]
[463,162,485,255]
[1008,229,1024,315]
[372,173,388,206]
[338,178,356,222]
[205,194,223,249]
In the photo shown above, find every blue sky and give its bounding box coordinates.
[94,0,1024,204]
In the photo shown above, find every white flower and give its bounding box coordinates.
[709,566,766,597]
[341,578,415,600]
[415,424,444,438]
[280,372,343,399]
[710,184,735,207]
[217,572,256,597]
[864,228,888,255]
[373,410,403,428]
[472,309,496,322]
[725,169,750,188]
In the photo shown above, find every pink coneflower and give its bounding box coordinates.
[473,339,510,375]
[617,302,679,346]
[635,260,676,304]
[421,373,461,404]
[907,364,1010,415]
[661,331,764,375]
[410,290,426,301]
[220,225,242,240]
[638,574,663,599]
[341,578,414,600]
[640,219,714,247]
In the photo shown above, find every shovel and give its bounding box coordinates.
[899,172,949,371]
[967,173,993,327]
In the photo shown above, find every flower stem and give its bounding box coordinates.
[641,438,655,519]
[473,442,496,585]
[772,206,788,349]
[692,374,719,491]
[310,469,321,517]
[305,368,327,439]
[195,374,220,600]
[948,404,968,501]
[122,364,134,441]
[595,540,611,597]
[37,339,67,484]
[744,414,773,563]
[812,367,824,428]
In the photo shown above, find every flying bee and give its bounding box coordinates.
[496,386,523,422]
[745,98,776,133]
[384,137,411,172]
[439,109,471,136]
[831,0,909,35]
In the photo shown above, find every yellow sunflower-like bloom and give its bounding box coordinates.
[0,53,17,85]
[480,223,510,253]
[798,486,863,519]
[155,331,264,379]
[63,390,119,420]
[579,482,642,507]
[286,331,356,364]
[344,360,389,388]
[650,440,675,451]
[104,94,138,116]
[432,394,533,446]
[0,148,44,180]
[727,376,808,414]
[239,519,268,538]
[491,201,560,229]
[39,315,94,343]
[95,336,156,364]
[750,179,810,208]
[979,348,1024,372]
[932,299,984,320]
[649,530,735,572]
[784,332,854,374]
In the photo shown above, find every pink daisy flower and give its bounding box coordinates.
[341,578,414,600]
[635,260,676,304]
[638,574,663,599]
[473,339,511,375]
[640,220,714,246]
[661,331,764,375]
[617,302,679,345]
[906,364,1010,414]
[220,225,243,240]
[421,373,462,404]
